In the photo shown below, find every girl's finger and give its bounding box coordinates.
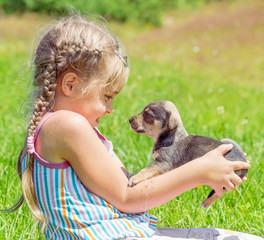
[216,144,233,155]
[232,161,250,171]
[225,181,236,192]
[241,176,248,182]
[231,174,243,187]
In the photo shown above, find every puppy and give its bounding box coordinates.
[128,101,248,208]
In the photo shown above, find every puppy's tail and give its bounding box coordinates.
[201,189,227,208]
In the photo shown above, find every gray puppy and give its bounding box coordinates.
[128,101,248,208]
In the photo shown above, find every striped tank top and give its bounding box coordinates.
[21,111,157,240]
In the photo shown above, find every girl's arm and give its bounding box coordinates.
[50,112,250,213]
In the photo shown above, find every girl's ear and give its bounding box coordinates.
[61,72,80,96]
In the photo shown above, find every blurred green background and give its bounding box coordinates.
[0,0,264,239]
[0,0,220,26]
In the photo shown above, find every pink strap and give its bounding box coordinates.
[27,112,60,154]
[27,110,71,169]
[94,128,110,151]
[33,111,61,142]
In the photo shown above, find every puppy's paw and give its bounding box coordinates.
[128,175,140,187]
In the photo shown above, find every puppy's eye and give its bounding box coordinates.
[143,111,154,124]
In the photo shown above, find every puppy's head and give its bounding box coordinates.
[129,101,183,138]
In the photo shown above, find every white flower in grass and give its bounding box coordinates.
[193,46,200,53]
[217,106,224,115]
[218,88,224,93]
[207,88,213,94]
[155,71,161,77]
[242,118,248,125]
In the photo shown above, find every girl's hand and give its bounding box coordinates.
[198,144,250,195]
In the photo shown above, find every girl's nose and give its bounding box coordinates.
[107,108,114,114]
[106,103,114,114]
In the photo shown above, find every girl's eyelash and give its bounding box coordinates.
[105,95,113,100]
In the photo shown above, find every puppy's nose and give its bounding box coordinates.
[129,117,133,124]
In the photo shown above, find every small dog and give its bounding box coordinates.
[128,101,248,208]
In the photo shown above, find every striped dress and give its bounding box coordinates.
[21,112,157,239]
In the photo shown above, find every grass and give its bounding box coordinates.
[0,1,264,238]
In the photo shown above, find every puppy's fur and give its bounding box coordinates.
[129,101,248,208]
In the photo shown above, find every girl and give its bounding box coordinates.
[4,15,261,240]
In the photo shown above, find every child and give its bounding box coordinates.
[5,15,262,240]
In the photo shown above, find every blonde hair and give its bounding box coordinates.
[15,15,129,225]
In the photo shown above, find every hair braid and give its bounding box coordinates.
[22,59,57,225]
[57,41,103,68]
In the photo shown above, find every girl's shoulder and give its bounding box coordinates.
[42,110,91,134]
[36,110,95,164]
[41,110,97,144]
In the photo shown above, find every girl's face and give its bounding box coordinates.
[72,87,117,128]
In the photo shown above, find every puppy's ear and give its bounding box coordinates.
[167,111,177,130]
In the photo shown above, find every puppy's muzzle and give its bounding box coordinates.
[129,117,138,130]
[129,117,145,133]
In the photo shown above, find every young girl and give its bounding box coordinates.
[5,15,262,240]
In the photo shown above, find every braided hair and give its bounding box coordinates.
[10,15,129,224]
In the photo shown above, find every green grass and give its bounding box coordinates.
[1,1,264,238]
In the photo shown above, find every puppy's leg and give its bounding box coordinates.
[201,189,228,208]
[128,162,167,187]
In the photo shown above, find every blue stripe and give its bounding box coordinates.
[34,162,45,213]
[82,175,151,238]
[84,191,112,238]
[85,191,103,220]
[54,168,68,239]
[98,198,122,236]
[49,170,63,240]
[70,168,92,221]
[42,166,57,238]
[117,218,139,236]
[34,161,50,238]
[86,191,114,237]
[69,168,101,239]
[125,214,153,237]
[63,170,80,239]
[149,215,158,228]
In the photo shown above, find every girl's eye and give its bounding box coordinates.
[105,95,113,100]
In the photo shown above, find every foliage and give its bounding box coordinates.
[0,0,225,26]
[0,0,165,25]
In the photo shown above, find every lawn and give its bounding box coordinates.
[0,1,264,239]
